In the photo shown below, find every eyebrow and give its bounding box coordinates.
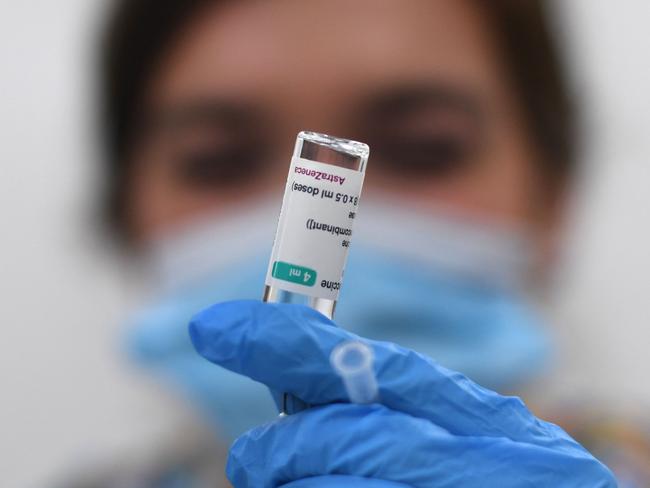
[137,83,483,142]
[139,99,262,137]
[357,83,484,126]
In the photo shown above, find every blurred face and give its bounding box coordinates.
[127,0,552,243]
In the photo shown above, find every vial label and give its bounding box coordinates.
[265,156,364,300]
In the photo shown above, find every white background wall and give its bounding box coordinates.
[0,1,648,487]
[0,2,190,487]
[546,1,650,406]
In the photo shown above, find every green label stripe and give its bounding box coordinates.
[272,261,317,287]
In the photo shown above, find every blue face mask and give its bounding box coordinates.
[126,203,550,441]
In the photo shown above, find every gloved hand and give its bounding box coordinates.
[189,300,617,488]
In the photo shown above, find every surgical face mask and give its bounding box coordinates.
[126,200,550,440]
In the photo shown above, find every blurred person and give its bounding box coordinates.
[62,0,650,486]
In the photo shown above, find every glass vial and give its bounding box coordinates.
[263,131,369,320]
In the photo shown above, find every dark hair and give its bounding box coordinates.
[477,0,576,189]
[100,0,576,237]
[100,0,214,238]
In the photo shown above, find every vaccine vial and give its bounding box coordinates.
[263,131,369,320]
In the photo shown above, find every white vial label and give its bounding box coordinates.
[265,156,364,300]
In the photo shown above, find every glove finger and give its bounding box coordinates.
[190,300,566,447]
[279,475,410,487]
[227,403,615,488]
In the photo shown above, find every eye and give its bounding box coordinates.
[358,84,485,180]
[374,130,477,178]
[172,144,266,189]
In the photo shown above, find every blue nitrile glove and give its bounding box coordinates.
[189,300,617,488]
